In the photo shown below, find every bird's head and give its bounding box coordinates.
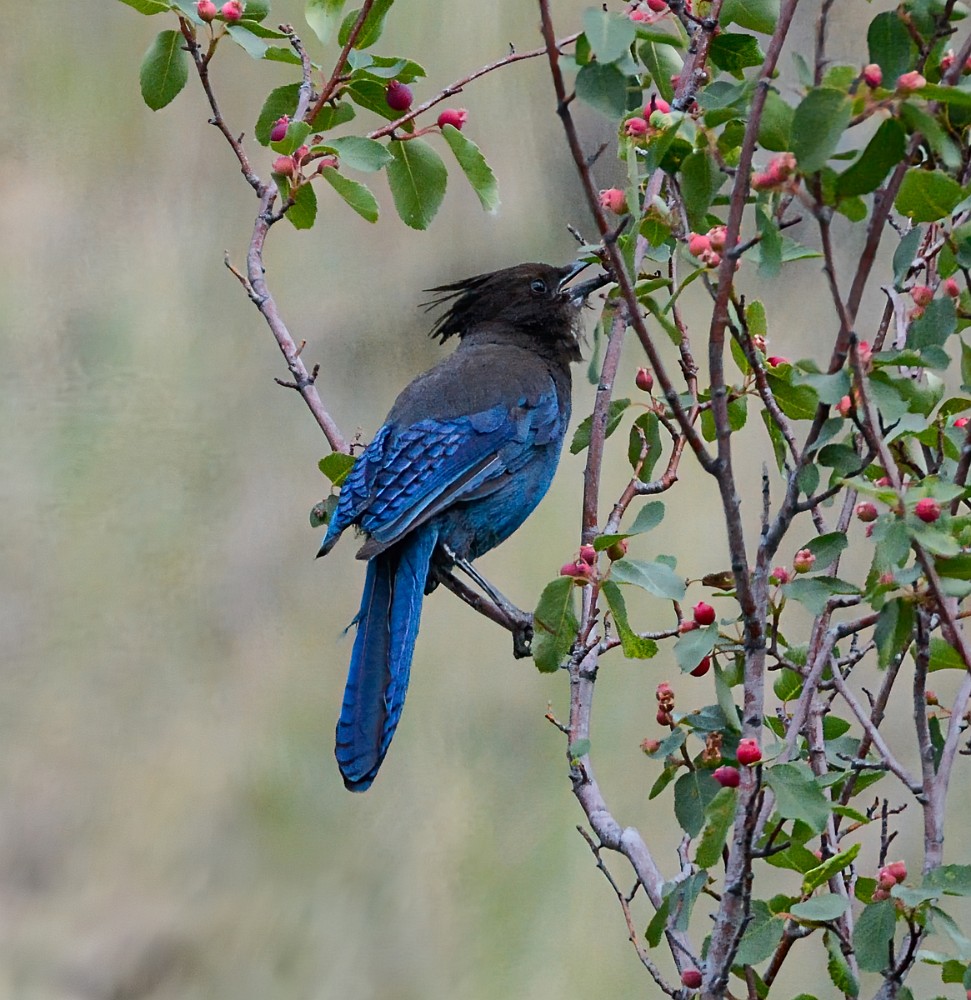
[424,260,610,361]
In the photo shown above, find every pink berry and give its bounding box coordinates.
[944,277,961,298]
[915,498,941,523]
[766,356,789,367]
[624,117,649,137]
[269,115,290,143]
[646,0,668,10]
[656,708,672,726]
[770,566,791,585]
[598,188,628,214]
[793,549,815,573]
[955,417,970,428]
[272,154,296,176]
[641,738,661,753]
[862,63,883,88]
[644,95,671,116]
[635,367,654,392]
[940,50,955,74]
[856,501,878,523]
[897,70,927,93]
[629,9,650,20]
[707,225,727,252]
[690,656,711,677]
[220,0,243,20]
[681,968,703,989]
[887,860,907,882]
[197,0,217,20]
[688,233,711,257]
[560,560,593,581]
[911,284,934,307]
[692,601,716,626]
[736,738,762,766]
[656,681,674,703]
[437,108,468,130]
[579,544,597,566]
[713,765,740,788]
[385,80,413,112]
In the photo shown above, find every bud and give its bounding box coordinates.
[926,690,939,706]
[197,0,217,20]
[713,765,740,788]
[862,63,883,88]
[437,108,468,130]
[656,681,674,703]
[635,367,654,392]
[656,708,673,726]
[793,549,816,574]
[940,50,956,74]
[269,115,290,143]
[856,501,878,523]
[629,8,650,19]
[915,498,941,523]
[560,560,594,582]
[220,0,243,20]
[896,70,927,93]
[598,188,628,214]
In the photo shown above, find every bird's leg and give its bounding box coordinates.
[432,548,534,659]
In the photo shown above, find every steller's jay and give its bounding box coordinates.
[318,260,608,791]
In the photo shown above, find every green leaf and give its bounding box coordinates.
[928,636,969,672]
[628,501,666,533]
[287,182,318,229]
[532,577,579,673]
[701,394,748,441]
[582,8,637,64]
[226,23,268,58]
[695,787,738,868]
[899,103,962,172]
[681,151,722,229]
[386,139,447,230]
[895,168,964,223]
[867,10,917,82]
[765,371,818,419]
[757,88,793,150]
[853,898,897,972]
[575,61,629,118]
[570,398,631,454]
[909,298,958,350]
[568,737,590,762]
[825,931,860,997]
[764,763,831,832]
[893,226,923,288]
[602,581,658,659]
[639,40,683,102]
[119,0,172,13]
[773,667,803,701]
[139,29,189,111]
[709,32,764,78]
[673,624,718,673]
[803,843,862,895]
[791,87,851,174]
[611,558,686,601]
[925,865,971,895]
[627,412,663,481]
[804,531,848,566]
[305,0,345,44]
[674,769,719,837]
[320,168,379,222]
[256,83,300,145]
[243,0,269,19]
[875,597,915,668]
[310,495,338,528]
[735,900,785,965]
[440,125,500,214]
[928,905,971,960]
[791,894,850,922]
[321,136,391,172]
[318,452,356,485]
[837,119,907,199]
[338,0,394,48]
[721,0,779,33]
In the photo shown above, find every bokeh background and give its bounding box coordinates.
[2,2,969,997]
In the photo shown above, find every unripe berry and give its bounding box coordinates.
[707,224,727,252]
[688,232,711,257]
[911,284,934,307]
[915,498,941,523]
[713,765,740,788]
[766,356,789,367]
[269,115,290,142]
[896,70,927,93]
[736,738,762,766]
[606,538,629,561]
[641,737,662,754]
[579,544,597,566]
[197,0,217,20]
[598,188,628,214]
[770,566,791,585]
[940,50,955,74]
[385,80,413,111]
[560,561,593,583]
[926,690,939,706]
[624,116,649,137]
[437,107,468,130]
[681,968,703,990]
[635,367,654,392]
[856,501,878,523]
[272,154,296,176]
[644,95,671,116]
[690,656,711,677]
[944,277,961,298]
[886,860,907,883]
[862,63,883,88]
[693,601,716,626]
[872,886,891,901]
[836,394,854,418]
[220,0,243,20]
[793,548,816,573]
[700,248,721,269]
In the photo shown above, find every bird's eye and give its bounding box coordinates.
[530,279,548,295]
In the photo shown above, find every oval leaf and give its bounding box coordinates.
[320,167,379,222]
[139,29,189,111]
[386,139,447,229]
[791,87,851,174]
[533,577,579,673]
[441,125,500,214]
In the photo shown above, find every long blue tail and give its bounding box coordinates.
[335,524,439,791]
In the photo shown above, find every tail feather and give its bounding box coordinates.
[335,525,438,791]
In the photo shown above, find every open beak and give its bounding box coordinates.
[557,258,612,304]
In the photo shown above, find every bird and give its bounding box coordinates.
[318,259,608,791]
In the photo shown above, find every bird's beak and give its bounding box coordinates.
[558,258,612,304]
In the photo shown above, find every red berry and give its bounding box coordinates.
[385,80,413,112]
[635,367,654,392]
[944,277,961,298]
[886,860,907,882]
[437,108,468,130]
[736,738,762,766]
[692,602,716,626]
[220,0,243,20]
[793,549,815,574]
[911,284,934,307]
[897,70,927,93]
[766,356,789,367]
[579,544,597,566]
[681,968,703,990]
[269,115,290,143]
[690,656,711,677]
[624,117,649,137]
[598,188,628,214]
[955,417,970,429]
[856,501,878,523]
[646,0,668,10]
[197,0,217,20]
[644,95,671,116]
[915,498,941,523]
[272,155,296,177]
[656,708,672,726]
[713,765,740,788]
[862,63,883,88]
[836,394,854,418]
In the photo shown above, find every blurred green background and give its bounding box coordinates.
[2,2,968,998]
